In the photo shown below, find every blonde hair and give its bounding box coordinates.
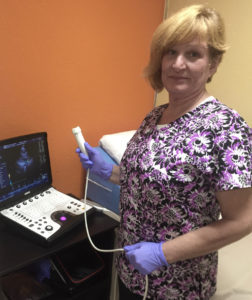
[144,4,228,91]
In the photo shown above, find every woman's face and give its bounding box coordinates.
[161,38,217,98]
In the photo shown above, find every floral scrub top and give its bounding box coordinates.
[116,98,252,300]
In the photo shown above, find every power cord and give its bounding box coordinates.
[83,169,148,300]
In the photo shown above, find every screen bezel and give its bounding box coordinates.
[0,132,52,210]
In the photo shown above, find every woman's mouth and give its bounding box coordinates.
[168,75,189,80]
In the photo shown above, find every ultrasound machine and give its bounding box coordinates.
[0,132,93,246]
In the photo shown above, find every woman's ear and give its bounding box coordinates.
[207,56,221,83]
[209,56,221,75]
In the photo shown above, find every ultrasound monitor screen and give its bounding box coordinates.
[0,132,52,206]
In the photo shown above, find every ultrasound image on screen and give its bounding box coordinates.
[16,145,34,174]
[0,134,51,204]
[8,142,41,185]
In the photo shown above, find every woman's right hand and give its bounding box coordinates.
[76,142,113,180]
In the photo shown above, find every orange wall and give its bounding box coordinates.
[0,1,164,198]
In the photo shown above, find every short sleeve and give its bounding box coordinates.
[214,122,252,191]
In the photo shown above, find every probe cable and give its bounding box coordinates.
[83,169,148,300]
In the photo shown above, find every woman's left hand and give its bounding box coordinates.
[124,241,169,275]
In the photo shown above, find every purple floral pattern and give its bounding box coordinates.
[116,98,252,299]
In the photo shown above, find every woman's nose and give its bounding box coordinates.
[172,55,186,70]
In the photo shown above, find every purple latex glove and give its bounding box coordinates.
[124,241,169,275]
[76,142,113,180]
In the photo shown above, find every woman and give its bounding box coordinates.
[76,5,252,299]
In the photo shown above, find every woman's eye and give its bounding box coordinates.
[167,49,176,55]
[188,51,200,58]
